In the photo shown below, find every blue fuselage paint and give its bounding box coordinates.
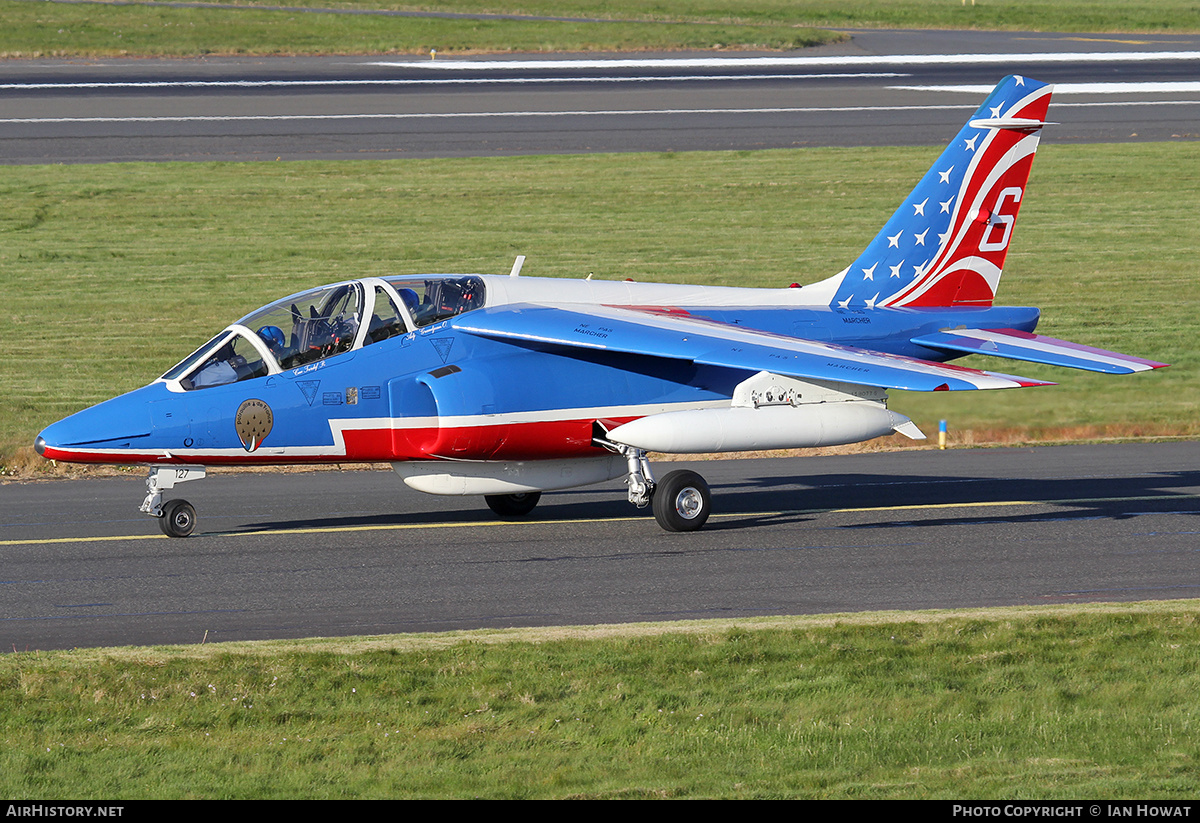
[36,301,1040,465]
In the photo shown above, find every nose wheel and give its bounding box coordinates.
[159,499,197,538]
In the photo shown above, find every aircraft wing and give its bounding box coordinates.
[451,303,1054,392]
[911,328,1168,374]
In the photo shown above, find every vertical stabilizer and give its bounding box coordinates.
[829,76,1053,309]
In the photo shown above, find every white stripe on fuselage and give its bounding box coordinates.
[59,398,728,461]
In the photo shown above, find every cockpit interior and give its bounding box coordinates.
[162,276,486,391]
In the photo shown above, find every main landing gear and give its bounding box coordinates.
[140,466,206,538]
[652,469,712,532]
[616,444,713,532]
[476,446,713,532]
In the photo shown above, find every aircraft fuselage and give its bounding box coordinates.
[36,275,1039,467]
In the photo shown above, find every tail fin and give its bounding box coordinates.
[829,75,1053,309]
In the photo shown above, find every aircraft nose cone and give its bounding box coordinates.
[35,418,76,461]
[34,384,165,464]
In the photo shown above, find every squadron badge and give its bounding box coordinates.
[235,399,273,452]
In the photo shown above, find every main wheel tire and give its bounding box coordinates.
[159,498,197,538]
[484,492,541,518]
[652,470,711,532]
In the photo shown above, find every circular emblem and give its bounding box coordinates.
[235,399,273,452]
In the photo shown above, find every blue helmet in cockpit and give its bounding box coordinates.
[398,288,420,314]
[257,325,286,352]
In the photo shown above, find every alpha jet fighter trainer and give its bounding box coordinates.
[35,76,1166,536]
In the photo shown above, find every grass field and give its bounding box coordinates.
[3,142,1194,473]
[4,602,1199,798]
[0,0,843,58]
[2,0,1198,59]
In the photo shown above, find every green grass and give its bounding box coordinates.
[3,0,1198,59]
[3,602,1200,798]
[0,0,841,58]
[303,0,1200,33]
[3,142,1194,472]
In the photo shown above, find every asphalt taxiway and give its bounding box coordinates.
[3,442,1198,651]
[2,29,1198,162]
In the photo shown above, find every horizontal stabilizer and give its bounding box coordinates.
[968,117,1052,131]
[911,328,1169,374]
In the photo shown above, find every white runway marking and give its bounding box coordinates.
[0,72,902,91]
[4,100,1197,126]
[893,82,1200,94]
[367,52,1200,70]
[0,105,979,125]
[5,53,1195,127]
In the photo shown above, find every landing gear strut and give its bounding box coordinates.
[140,466,206,538]
[607,442,713,532]
[620,445,656,509]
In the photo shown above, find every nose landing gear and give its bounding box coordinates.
[140,466,206,538]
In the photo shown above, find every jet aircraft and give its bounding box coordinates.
[35,75,1166,536]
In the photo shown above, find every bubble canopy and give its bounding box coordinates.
[161,276,486,391]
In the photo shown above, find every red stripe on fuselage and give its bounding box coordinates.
[41,415,639,466]
[354,416,638,461]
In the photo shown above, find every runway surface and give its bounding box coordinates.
[3,443,1199,651]
[2,30,1199,162]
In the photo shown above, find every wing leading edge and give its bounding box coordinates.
[451,303,1055,392]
